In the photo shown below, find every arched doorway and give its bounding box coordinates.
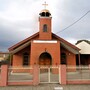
[39,52,52,66]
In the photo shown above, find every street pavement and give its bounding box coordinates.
[0,84,90,90]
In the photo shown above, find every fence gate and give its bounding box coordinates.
[39,66,60,83]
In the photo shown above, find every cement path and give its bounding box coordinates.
[0,84,90,90]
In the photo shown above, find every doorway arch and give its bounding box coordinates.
[39,52,52,65]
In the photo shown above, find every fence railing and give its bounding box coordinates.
[66,65,90,81]
[0,65,63,86]
[8,66,33,82]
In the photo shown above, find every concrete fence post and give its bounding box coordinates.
[0,65,8,86]
[59,65,66,85]
[33,65,39,85]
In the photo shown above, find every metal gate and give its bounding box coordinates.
[39,66,60,83]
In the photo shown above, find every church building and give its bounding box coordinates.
[8,4,80,67]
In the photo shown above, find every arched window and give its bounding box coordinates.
[43,24,47,32]
[41,12,45,17]
[23,52,29,66]
[61,53,67,64]
[46,12,50,17]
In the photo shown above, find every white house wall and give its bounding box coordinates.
[76,41,90,54]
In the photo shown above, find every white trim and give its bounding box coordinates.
[33,40,57,43]
[54,87,63,90]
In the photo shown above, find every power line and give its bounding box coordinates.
[56,10,90,34]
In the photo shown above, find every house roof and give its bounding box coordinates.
[8,32,80,54]
[76,40,90,45]
[76,40,90,54]
[0,52,9,54]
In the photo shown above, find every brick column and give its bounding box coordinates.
[0,65,8,86]
[59,65,66,85]
[33,65,39,85]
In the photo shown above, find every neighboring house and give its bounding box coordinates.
[0,52,9,61]
[8,8,80,67]
[76,40,90,65]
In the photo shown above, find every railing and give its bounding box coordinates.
[8,66,33,82]
[67,65,90,81]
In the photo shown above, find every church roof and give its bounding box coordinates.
[8,32,80,54]
[52,33,80,51]
[8,32,39,51]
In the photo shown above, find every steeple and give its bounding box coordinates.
[39,2,51,17]
[39,2,52,40]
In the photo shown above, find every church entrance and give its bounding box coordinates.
[39,52,52,66]
[39,52,59,83]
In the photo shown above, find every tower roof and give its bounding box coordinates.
[39,2,51,17]
[39,9,51,17]
[40,9,50,13]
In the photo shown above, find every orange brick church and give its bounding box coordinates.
[8,5,80,67]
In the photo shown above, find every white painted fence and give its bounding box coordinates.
[39,65,60,83]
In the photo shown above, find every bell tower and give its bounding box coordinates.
[39,2,52,40]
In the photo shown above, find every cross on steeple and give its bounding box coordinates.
[42,1,48,9]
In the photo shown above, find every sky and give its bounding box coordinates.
[0,0,90,51]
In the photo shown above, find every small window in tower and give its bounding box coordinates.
[41,12,45,17]
[46,12,50,17]
[43,24,48,32]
